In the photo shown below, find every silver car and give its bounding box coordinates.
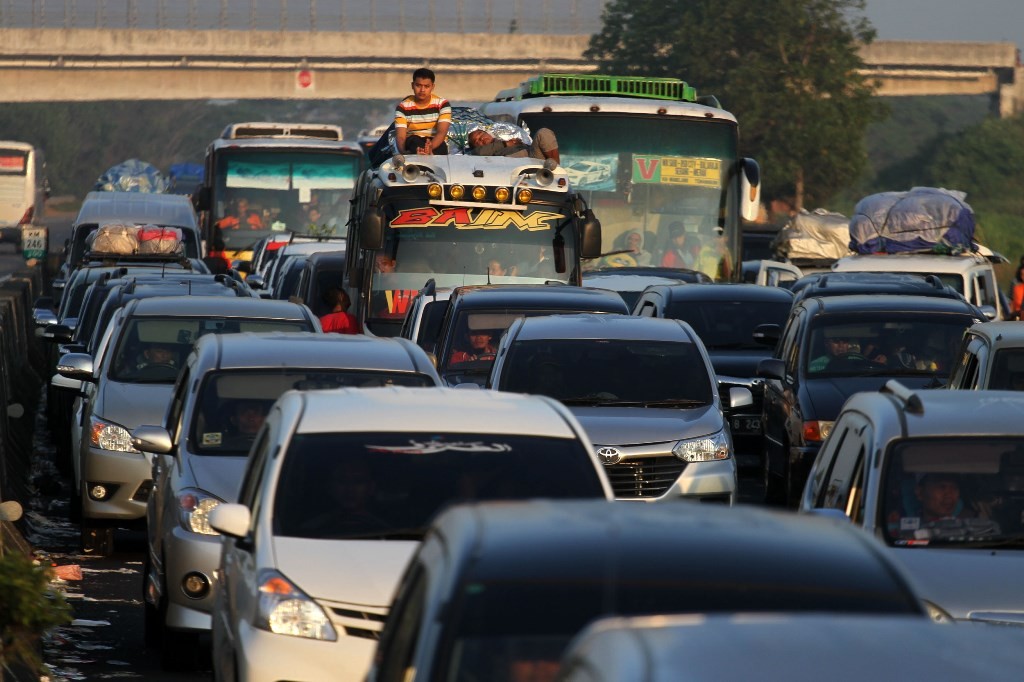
[55,296,319,555]
[488,314,752,503]
[131,332,440,670]
[801,381,1024,624]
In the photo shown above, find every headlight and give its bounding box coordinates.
[923,600,954,624]
[177,488,223,535]
[255,569,337,641]
[802,420,834,442]
[89,416,140,453]
[672,429,731,462]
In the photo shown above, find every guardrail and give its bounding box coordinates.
[0,0,606,34]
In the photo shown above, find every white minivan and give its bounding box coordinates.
[0,141,49,245]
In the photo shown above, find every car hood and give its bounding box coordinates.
[891,547,1024,622]
[272,538,418,607]
[95,380,175,430]
[186,456,248,503]
[707,349,773,378]
[571,405,721,446]
[805,376,937,420]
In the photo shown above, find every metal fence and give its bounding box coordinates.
[0,0,607,33]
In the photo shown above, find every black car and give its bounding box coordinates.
[789,271,970,306]
[633,283,794,470]
[368,500,926,682]
[433,285,629,386]
[758,294,984,507]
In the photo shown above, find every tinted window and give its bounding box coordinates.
[502,339,712,405]
[191,370,433,455]
[881,437,1024,546]
[109,316,309,382]
[664,300,791,350]
[987,349,1024,390]
[272,432,605,539]
[806,316,971,377]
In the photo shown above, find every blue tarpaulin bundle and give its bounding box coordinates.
[167,162,204,194]
[848,187,976,255]
[94,159,169,193]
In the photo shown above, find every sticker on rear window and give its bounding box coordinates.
[202,432,223,446]
[365,440,512,455]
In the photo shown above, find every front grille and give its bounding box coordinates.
[332,607,386,624]
[131,480,153,502]
[605,457,686,499]
[343,626,380,640]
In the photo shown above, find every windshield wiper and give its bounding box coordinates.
[329,527,426,541]
[560,397,620,406]
[643,399,708,408]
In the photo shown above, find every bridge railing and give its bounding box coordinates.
[0,0,606,34]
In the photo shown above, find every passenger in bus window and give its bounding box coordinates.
[216,197,263,230]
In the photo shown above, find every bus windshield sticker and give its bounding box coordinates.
[225,160,291,190]
[563,153,618,192]
[390,207,561,232]
[632,155,721,188]
[292,161,357,190]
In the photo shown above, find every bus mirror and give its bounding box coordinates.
[580,209,602,259]
[553,234,566,274]
[360,207,385,250]
[740,158,761,222]
[193,186,211,212]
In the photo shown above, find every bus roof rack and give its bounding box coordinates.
[494,73,702,104]
[220,122,344,141]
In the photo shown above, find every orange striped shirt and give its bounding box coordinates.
[394,94,452,139]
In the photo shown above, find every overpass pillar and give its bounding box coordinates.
[1002,66,1024,118]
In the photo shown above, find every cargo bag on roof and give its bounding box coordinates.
[89,223,139,255]
[774,209,852,264]
[849,187,976,255]
[137,226,183,254]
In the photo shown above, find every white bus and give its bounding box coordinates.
[0,141,49,246]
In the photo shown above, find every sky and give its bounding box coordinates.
[863,0,1024,49]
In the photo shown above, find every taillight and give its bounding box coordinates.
[18,206,33,225]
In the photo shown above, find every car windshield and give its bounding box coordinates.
[881,437,1024,547]
[501,339,712,405]
[986,349,1024,391]
[191,370,434,455]
[272,432,605,540]
[109,316,309,383]
[664,299,792,350]
[805,316,971,377]
[443,574,917,682]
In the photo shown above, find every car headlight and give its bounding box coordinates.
[255,569,337,641]
[89,416,140,453]
[923,600,955,624]
[177,488,223,535]
[672,429,731,462]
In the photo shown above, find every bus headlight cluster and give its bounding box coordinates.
[494,187,510,202]
[450,184,465,200]
[517,188,533,204]
[427,183,442,199]
[471,186,487,201]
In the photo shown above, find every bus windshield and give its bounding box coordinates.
[212,150,361,253]
[368,198,575,323]
[519,114,738,277]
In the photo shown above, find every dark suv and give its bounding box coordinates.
[758,294,983,506]
[789,272,971,306]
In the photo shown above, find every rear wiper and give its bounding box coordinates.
[332,527,425,541]
[560,397,618,406]
[643,399,708,408]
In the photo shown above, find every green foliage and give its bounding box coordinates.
[0,99,392,196]
[585,0,883,208]
[0,551,71,673]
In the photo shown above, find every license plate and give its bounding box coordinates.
[731,417,761,434]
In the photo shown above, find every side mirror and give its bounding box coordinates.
[807,508,851,523]
[728,387,754,410]
[980,305,998,320]
[52,278,67,291]
[580,209,602,259]
[246,273,265,290]
[33,308,58,327]
[752,323,781,347]
[39,324,74,343]
[50,373,84,394]
[453,383,482,390]
[756,358,786,381]
[56,353,95,382]
[209,503,252,539]
[193,186,211,212]
[740,158,761,222]
[131,425,174,455]
[359,207,385,250]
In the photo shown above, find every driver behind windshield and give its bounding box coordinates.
[809,333,861,372]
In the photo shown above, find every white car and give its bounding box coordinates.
[208,387,612,682]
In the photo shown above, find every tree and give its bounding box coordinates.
[585,0,884,209]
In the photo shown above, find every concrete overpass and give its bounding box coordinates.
[0,29,1021,115]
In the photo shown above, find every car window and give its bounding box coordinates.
[191,370,433,455]
[663,300,791,350]
[108,316,310,383]
[375,563,428,682]
[500,338,712,405]
[272,432,606,539]
[818,415,867,511]
[985,348,1024,391]
[237,428,271,510]
[165,367,191,443]
[948,336,982,389]
[881,437,1024,546]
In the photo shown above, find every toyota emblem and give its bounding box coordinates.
[596,446,622,465]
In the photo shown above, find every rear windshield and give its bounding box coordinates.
[501,339,712,406]
[664,299,792,350]
[881,437,1024,548]
[109,316,310,383]
[191,370,434,455]
[272,432,605,539]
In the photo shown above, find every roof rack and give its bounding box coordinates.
[220,122,344,141]
[494,73,704,104]
[82,252,193,268]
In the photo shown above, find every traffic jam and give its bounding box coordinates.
[23,73,1024,680]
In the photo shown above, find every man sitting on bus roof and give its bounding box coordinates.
[467,128,560,165]
[394,67,451,156]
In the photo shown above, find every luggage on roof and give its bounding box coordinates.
[849,187,976,255]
